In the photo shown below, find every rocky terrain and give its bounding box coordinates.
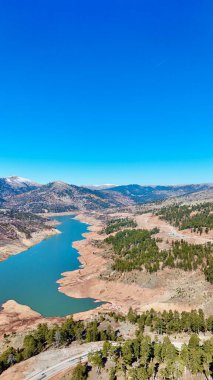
[0,177,39,201]
[0,210,58,260]
[4,181,131,213]
[1,176,213,213]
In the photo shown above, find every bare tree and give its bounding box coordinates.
[54,330,61,347]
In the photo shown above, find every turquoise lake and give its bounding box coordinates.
[0,215,103,317]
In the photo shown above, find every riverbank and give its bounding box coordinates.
[58,213,172,318]
[0,213,101,338]
[0,209,212,340]
[0,300,63,340]
[0,211,96,264]
[0,222,59,262]
[58,211,213,319]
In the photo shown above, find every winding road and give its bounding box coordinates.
[25,352,89,380]
[24,341,120,380]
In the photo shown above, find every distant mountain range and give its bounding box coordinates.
[0,176,212,213]
[82,184,117,190]
[106,183,213,203]
[0,178,131,213]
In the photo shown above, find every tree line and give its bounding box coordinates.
[71,307,213,379]
[105,308,213,335]
[102,218,137,235]
[1,308,213,379]
[72,333,213,380]
[105,229,213,283]
[128,307,213,335]
[156,202,213,233]
[0,317,117,375]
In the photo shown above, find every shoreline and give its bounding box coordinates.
[0,300,63,340]
[0,213,77,338]
[0,226,60,263]
[58,211,213,319]
[63,212,116,320]
[0,211,78,263]
[0,209,212,338]
[0,212,103,337]
[57,214,167,318]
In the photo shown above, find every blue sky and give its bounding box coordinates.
[0,0,212,185]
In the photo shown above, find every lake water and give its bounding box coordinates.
[0,215,103,316]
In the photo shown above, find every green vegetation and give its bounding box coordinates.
[105,229,213,283]
[108,307,213,335]
[156,202,213,233]
[88,350,104,374]
[1,308,213,379]
[85,308,213,379]
[102,218,137,235]
[0,317,118,375]
[133,308,213,335]
[71,362,88,380]
[164,240,213,280]
[87,334,213,380]
[105,228,161,273]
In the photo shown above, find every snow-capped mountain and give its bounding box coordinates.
[0,176,40,199]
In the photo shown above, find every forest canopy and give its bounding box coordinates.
[156,202,213,233]
[105,229,213,283]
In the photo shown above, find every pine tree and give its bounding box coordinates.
[71,362,88,380]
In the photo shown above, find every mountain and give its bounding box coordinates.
[5,181,131,213]
[82,184,117,190]
[1,177,213,213]
[0,176,40,199]
[105,183,213,203]
[163,187,213,205]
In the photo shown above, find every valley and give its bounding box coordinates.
[1,1,213,377]
[0,176,213,379]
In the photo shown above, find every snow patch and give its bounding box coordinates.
[6,176,39,187]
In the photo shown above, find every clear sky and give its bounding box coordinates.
[0,0,212,185]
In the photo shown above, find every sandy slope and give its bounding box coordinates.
[0,300,62,339]
[135,212,213,246]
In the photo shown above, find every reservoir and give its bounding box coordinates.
[0,215,103,317]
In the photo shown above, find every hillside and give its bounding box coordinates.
[0,177,40,200]
[156,202,213,232]
[169,188,213,204]
[1,177,213,213]
[0,210,52,241]
[106,183,213,203]
[4,181,131,213]
[1,310,213,380]
[0,210,57,260]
